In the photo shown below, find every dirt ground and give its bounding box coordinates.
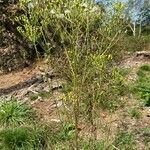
[0,60,49,89]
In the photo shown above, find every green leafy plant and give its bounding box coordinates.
[0,126,47,150]
[0,127,34,150]
[0,100,33,126]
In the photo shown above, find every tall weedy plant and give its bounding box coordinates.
[16,0,126,149]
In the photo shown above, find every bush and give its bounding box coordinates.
[16,1,128,149]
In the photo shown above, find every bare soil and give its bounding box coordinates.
[0,60,48,89]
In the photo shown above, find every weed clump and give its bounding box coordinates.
[0,100,34,126]
[0,126,48,150]
[128,107,141,119]
[0,100,59,150]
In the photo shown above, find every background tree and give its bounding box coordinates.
[126,0,143,36]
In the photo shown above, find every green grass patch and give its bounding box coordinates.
[132,64,150,106]
[128,108,141,119]
[56,123,75,141]
[0,126,48,150]
[113,132,136,150]
[0,100,34,126]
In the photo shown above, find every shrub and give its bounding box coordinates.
[16,1,127,149]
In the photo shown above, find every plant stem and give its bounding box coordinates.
[74,99,79,150]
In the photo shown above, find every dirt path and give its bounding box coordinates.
[0,51,149,93]
[0,60,50,89]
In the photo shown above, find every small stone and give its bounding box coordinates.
[50,119,61,123]
[52,101,63,108]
